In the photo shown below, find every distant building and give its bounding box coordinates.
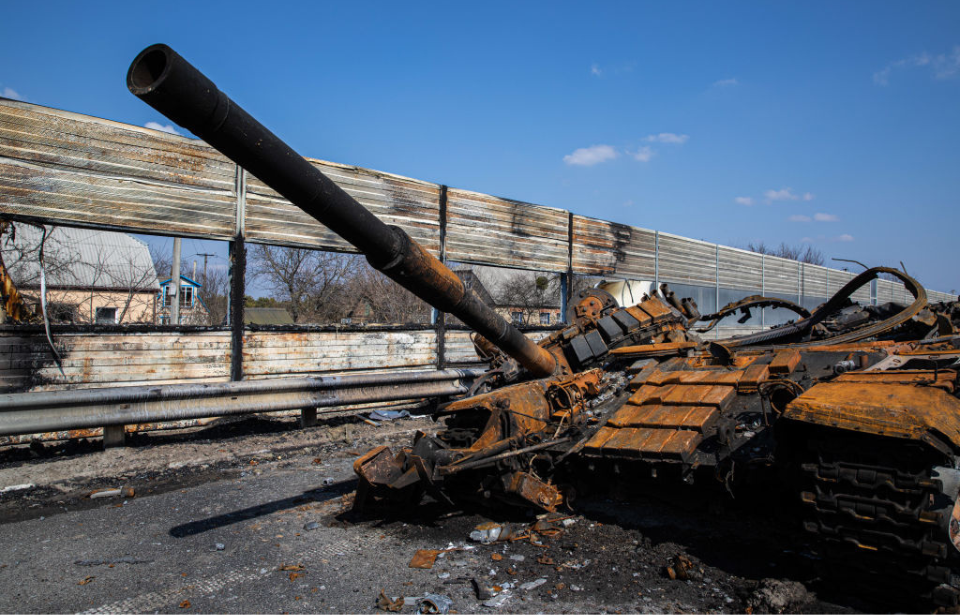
[343,296,375,325]
[454,265,562,326]
[158,275,209,325]
[244,307,294,325]
[1,225,159,324]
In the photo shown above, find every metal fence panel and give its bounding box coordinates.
[657,233,716,286]
[827,269,856,297]
[445,189,568,271]
[242,330,438,377]
[762,255,800,296]
[0,99,237,238]
[802,265,829,299]
[570,216,656,279]
[245,160,441,254]
[717,246,762,291]
[0,330,231,391]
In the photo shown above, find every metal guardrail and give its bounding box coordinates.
[0,368,482,439]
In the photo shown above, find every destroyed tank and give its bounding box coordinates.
[128,44,960,606]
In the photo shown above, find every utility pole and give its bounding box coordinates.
[195,253,216,282]
[171,237,181,325]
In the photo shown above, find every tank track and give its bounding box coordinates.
[792,429,960,606]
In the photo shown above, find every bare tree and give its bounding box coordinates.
[746,241,825,266]
[248,245,359,323]
[149,243,172,281]
[195,266,230,325]
[346,264,431,324]
[83,241,159,323]
[2,225,159,324]
[495,271,560,324]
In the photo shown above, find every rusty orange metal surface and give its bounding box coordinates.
[583,426,619,455]
[835,369,956,392]
[738,363,770,393]
[660,384,735,409]
[784,381,960,445]
[505,471,563,511]
[610,341,698,358]
[652,370,745,386]
[609,404,718,432]
[769,349,802,375]
[628,384,671,406]
[633,297,674,323]
[595,426,702,461]
[624,306,653,328]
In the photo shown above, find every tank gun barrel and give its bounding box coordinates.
[127,44,557,377]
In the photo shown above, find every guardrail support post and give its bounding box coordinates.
[103,425,126,448]
[300,407,318,428]
[229,166,247,382]
[435,185,448,369]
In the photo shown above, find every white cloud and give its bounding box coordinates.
[934,46,960,80]
[814,213,838,222]
[874,46,960,85]
[1,86,23,101]
[645,133,689,144]
[734,196,754,206]
[763,187,813,203]
[563,144,618,166]
[623,199,634,208]
[764,187,800,202]
[630,146,655,162]
[713,78,738,87]
[591,64,603,77]
[800,236,814,243]
[145,121,181,135]
[838,233,854,242]
[789,214,811,222]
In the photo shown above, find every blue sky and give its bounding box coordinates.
[2,2,958,293]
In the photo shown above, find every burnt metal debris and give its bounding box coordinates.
[129,44,960,607]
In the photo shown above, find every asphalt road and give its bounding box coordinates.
[0,415,872,613]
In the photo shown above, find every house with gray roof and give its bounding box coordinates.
[1,225,160,324]
[453,265,562,326]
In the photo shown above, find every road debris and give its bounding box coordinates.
[278,563,304,572]
[482,592,511,608]
[665,553,700,582]
[471,578,492,601]
[0,483,34,494]
[376,590,403,612]
[409,549,443,570]
[418,593,453,614]
[747,578,813,613]
[77,576,95,585]
[520,578,547,591]
[369,410,411,422]
[88,487,135,499]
